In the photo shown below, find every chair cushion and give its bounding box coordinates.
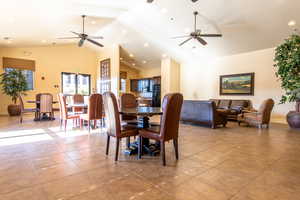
[139,128,161,141]
[120,124,138,137]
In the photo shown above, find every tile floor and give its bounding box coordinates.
[0,114,299,200]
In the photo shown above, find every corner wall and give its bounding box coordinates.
[180,48,294,123]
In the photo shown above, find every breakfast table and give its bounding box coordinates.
[120,106,162,156]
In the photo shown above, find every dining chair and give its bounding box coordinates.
[80,93,103,132]
[103,92,138,161]
[58,93,80,131]
[39,93,54,120]
[73,94,85,113]
[19,95,39,123]
[138,93,183,166]
[120,93,138,124]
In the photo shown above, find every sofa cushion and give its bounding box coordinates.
[218,100,231,109]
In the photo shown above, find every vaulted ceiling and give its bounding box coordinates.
[0,0,299,68]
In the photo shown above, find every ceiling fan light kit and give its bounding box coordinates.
[58,15,104,48]
[171,11,222,46]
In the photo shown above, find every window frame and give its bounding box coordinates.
[4,68,35,91]
[61,72,91,96]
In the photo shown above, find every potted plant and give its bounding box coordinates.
[274,34,300,129]
[0,69,28,116]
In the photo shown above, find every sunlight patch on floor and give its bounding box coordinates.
[0,128,46,139]
[0,134,53,146]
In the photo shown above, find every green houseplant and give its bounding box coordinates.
[274,34,300,128]
[0,69,28,116]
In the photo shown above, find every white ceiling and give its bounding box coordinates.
[0,0,299,68]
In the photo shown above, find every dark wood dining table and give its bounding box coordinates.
[120,106,162,156]
[120,106,162,128]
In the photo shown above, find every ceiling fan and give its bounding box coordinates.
[58,15,104,47]
[172,11,222,46]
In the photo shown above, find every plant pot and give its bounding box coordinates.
[287,111,300,129]
[7,104,21,116]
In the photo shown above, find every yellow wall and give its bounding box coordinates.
[0,44,98,115]
[180,48,294,123]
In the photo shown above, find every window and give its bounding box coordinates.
[61,72,91,95]
[5,68,34,90]
[99,59,111,93]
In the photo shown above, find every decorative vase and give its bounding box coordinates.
[7,104,21,116]
[287,100,300,129]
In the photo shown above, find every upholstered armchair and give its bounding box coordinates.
[238,98,274,128]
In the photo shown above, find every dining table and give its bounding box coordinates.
[120,106,163,156]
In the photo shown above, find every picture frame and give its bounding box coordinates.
[219,73,255,95]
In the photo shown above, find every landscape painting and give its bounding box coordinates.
[220,73,254,95]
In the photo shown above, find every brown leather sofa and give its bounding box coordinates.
[210,99,251,120]
[180,100,227,129]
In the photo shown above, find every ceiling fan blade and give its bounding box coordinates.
[171,35,190,39]
[200,34,222,37]
[86,38,104,47]
[179,37,193,46]
[57,37,80,39]
[78,38,85,47]
[71,31,81,37]
[196,37,207,45]
[88,36,104,39]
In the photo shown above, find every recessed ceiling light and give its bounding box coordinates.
[144,42,149,47]
[41,40,47,43]
[91,21,96,24]
[132,63,136,66]
[129,53,134,57]
[288,20,296,27]
[162,54,167,58]
[160,8,168,14]
[142,60,147,64]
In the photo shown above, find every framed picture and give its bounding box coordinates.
[220,73,254,95]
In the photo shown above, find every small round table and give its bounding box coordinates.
[120,107,162,156]
[120,107,162,128]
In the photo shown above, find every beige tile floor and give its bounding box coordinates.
[0,114,299,200]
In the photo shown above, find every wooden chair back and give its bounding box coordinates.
[88,94,103,120]
[40,94,53,113]
[73,94,84,104]
[159,93,183,141]
[58,93,68,120]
